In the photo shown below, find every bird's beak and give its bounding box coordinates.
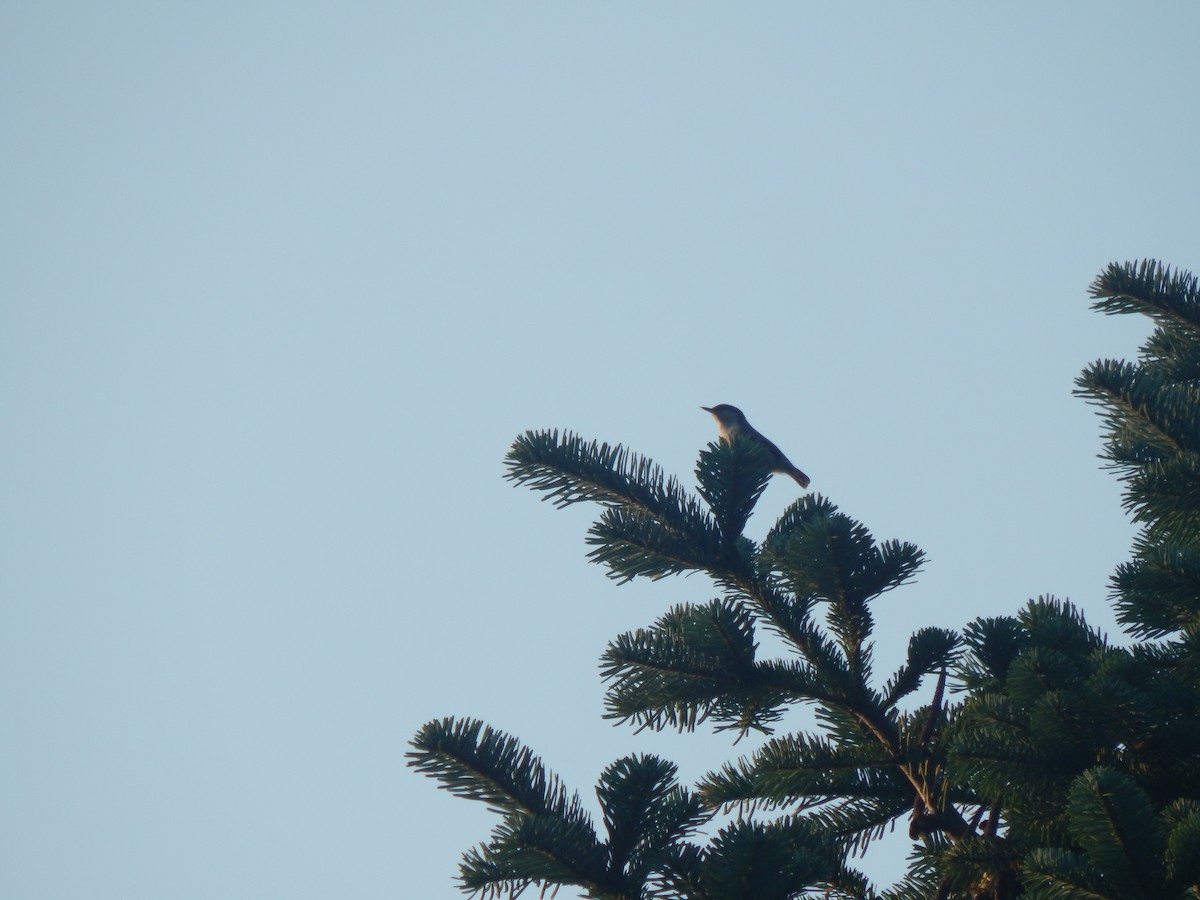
[701,406,713,413]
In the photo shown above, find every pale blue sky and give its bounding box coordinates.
[3,4,1199,898]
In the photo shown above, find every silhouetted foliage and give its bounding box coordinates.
[411,260,1200,899]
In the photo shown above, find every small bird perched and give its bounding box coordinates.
[702,404,811,489]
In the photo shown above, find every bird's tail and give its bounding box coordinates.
[789,467,811,489]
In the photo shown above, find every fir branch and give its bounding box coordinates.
[1069,767,1164,885]
[599,600,796,736]
[1020,848,1110,900]
[764,493,843,545]
[876,861,943,900]
[694,437,773,547]
[931,833,1020,900]
[1112,535,1200,638]
[1162,800,1200,887]
[734,575,850,685]
[753,658,834,703]
[760,495,926,682]
[1140,327,1200,381]
[884,628,962,707]
[869,540,928,598]
[459,811,611,898]
[408,717,582,818]
[505,429,718,541]
[697,732,903,812]
[586,507,722,583]
[945,695,1055,805]
[957,616,1030,693]
[1015,598,1106,657]
[698,817,847,900]
[1075,351,1200,547]
[649,843,707,900]
[1076,359,1200,459]
[809,797,914,859]
[596,755,708,881]
[1089,259,1200,336]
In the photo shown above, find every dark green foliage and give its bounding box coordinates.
[695,437,774,547]
[1019,774,1200,900]
[957,616,1030,692]
[422,428,953,896]
[412,261,1200,899]
[1163,801,1200,886]
[884,628,961,706]
[1111,535,1200,638]
[1077,261,1200,551]
[458,812,610,898]
[505,430,724,582]
[411,719,710,899]
[947,260,1200,898]
[1064,768,1162,893]
[1087,260,1200,332]
[409,717,581,817]
[948,594,1200,876]
[597,755,708,889]
[699,731,915,862]
[600,599,808,736]
[684,817,852,900]
[931,834,1021,899]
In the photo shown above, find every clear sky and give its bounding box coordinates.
[3,4,1199,898]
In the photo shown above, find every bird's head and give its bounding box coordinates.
[701,404,747,428]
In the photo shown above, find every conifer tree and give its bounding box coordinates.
[944,261,1200,899]
[409,260,1200,900]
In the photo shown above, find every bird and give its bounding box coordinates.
[702,404,811,488]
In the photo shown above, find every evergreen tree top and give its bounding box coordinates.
[411,261,1200,900]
